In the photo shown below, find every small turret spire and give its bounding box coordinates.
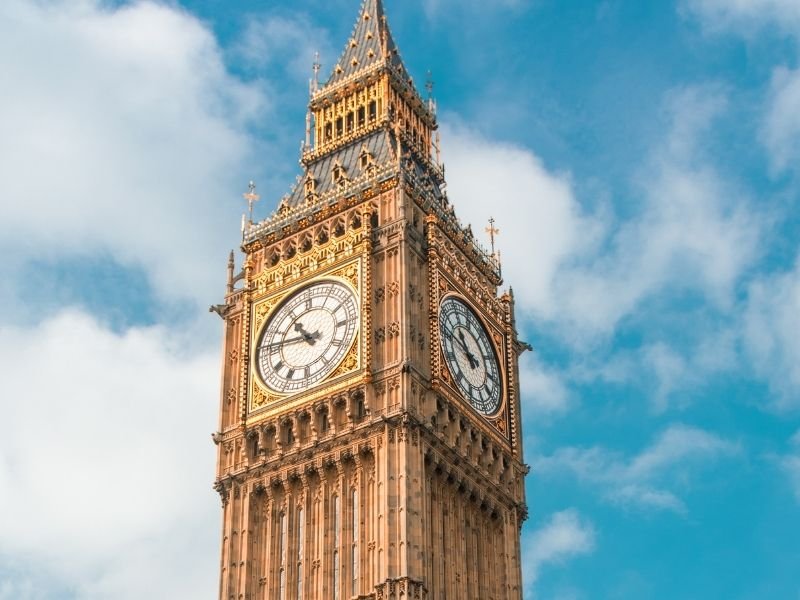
[311,51,321,94]
[226,250,235,293]
[425,70,437,116]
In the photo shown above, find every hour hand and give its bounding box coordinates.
[456,330,479,369]
[294,322,320,345]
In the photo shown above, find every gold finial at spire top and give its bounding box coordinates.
[242,180,260,224]
[486,217,500,258]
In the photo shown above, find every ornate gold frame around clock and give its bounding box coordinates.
[244,222,373,421]
[432,274,512,442]
[437,291,505,418]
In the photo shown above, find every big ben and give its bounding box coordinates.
[213,0,529,598]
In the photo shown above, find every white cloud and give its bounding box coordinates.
[683,0,800,34]
[443,85,759,347]
[763,66,800,173]
[534,425,739,513]
[519,351,571,416]
[234,12,335,82]
[441,119,598,323]
[783,431,800,501]
[684,1,800,175]
[0,311,220,598]
[743,255,800,408]
[554,87,759,337]
[523,509,595,596]
[642,343,690,413]
[0,0,266,308]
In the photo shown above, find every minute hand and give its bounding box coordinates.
[261,334,315,351]
[455,330,479,369]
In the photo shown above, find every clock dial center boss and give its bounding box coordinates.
[439,296,502,415]
[256,280,359,394]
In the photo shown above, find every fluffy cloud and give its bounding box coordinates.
[782,431,800,501]
[0,0,265,308]
[441,120,596,323]
[763,67,800,173]
[523,509,596,596]
[519,351,571,416]
[0,311,220,598]
[443,85,759,344]
[683,0,800,33]
[234,12,335,82]
[743,256,800,408]
[534,425,739,514]
[554,87,759,336]
[685,0,800,174]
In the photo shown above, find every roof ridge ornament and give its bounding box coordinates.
[242,181,260,225]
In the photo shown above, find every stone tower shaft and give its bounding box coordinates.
[213,2,528,599]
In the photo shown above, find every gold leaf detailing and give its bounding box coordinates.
[254,300,276,331]
[331,262,359,290]
[329,336,360,380]
[251,384,280,410]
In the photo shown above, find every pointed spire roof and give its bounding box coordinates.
[324,0,411,88]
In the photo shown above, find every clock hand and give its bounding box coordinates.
[293,322,320,345]
[260,335,309,350]
[456,330,479,369]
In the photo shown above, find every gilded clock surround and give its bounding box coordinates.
[247,224,371,417]
[212,2,528,599]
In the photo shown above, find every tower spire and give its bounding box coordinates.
[321,0,411,90]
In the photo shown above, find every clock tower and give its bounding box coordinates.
[213,1,529,598]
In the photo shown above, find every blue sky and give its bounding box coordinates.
[1,0,799,598]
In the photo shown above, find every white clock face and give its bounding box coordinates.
[257,280,359,394]
[439,296,502,415]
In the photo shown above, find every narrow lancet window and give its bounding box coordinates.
[297,508,304,599]
[352,488,359,596]
[333,495,340,600]
[279,512,287,600]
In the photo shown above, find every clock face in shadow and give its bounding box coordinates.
[257,280,359,394]
[439,296,502,415]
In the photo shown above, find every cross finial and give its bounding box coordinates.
[486,217,500,257]
[242,180,260,224]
